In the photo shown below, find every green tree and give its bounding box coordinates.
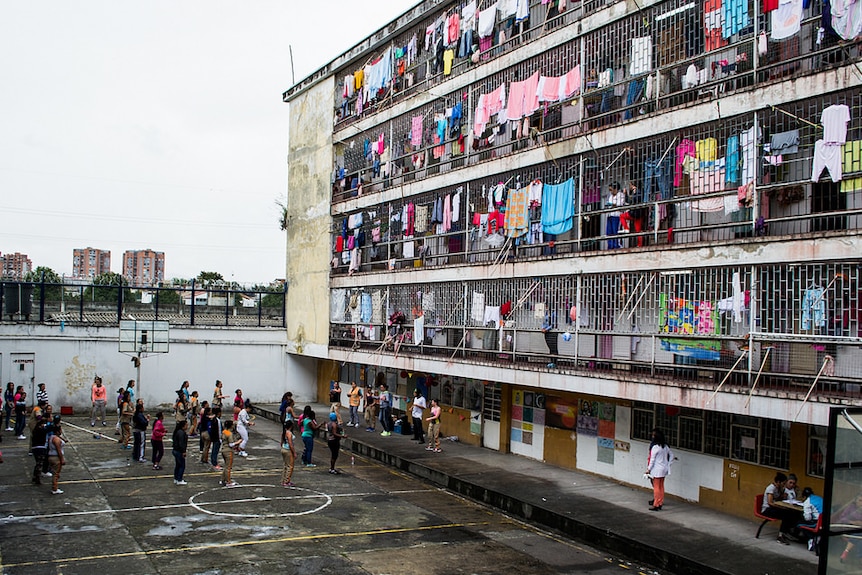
[83,272,131,303]
[261,292,285,308]
[23,266,63,301]
[196,271,224,287]
[155,288,180,305]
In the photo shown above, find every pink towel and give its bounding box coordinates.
[411,116,423,147]
[506,73,539,120]
[506,80,526,120]
[539,76,561,102]
[473,94,489,137]
[523,71,540,116]
[487,84,506,118]
[560,65,581,99]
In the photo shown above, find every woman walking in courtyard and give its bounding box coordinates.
[425,398,442,452]
[172,420,189,485]
[281,420,296,487]
[220,420,240,487]
[151,411,165,470]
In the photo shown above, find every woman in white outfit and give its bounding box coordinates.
[646,427,673,511]
[235,405,254,457]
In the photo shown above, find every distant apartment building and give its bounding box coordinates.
[122,249,165,286]
[72,247,111,279]
[0,252,33,279]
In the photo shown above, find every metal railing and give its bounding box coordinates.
[0,279,286,328]
[329,263,862,403]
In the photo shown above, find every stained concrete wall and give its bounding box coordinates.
[285,78,335,360]
[0,324,316,410]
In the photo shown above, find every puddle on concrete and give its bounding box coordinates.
[146,514,207,537]
[86,457,134,470]
[146,514,289,538]
[37,523,101,534]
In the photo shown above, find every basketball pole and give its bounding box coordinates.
[136,350,142,400]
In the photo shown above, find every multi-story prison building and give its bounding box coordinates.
[283,0,862,516]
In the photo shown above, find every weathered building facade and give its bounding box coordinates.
[284,0,862,516]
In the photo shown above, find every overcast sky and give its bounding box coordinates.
[0,1,417,285]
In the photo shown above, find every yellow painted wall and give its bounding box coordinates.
[285,79,337,354]
[438,406,481,447]
[317,359,340,404]
[699,422,824,519]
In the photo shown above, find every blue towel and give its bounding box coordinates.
[541,178,575,235]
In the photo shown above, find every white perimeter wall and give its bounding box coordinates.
[575,406,723,503]
[0,324,317,410]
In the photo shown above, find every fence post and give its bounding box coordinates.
[282,283,287,328]
[117,280,123,323]
[38,273,45,323]
[190,279,196,326]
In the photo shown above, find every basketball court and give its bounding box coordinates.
[0,414,654,575]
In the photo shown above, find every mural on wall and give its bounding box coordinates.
[577,400,599,436]
[659,294,720,335]
[597,402,616,464]
[470,411,481,435]
[511,389,545,445]
[545,395,578,430]
[577,400,616,464]
[659,293,722,360]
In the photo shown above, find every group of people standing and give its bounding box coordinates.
[327,380,444,452]
[5,381,67,495]
[4,381,43,440]
[90,377,253,488]
[15,375,450,496]
[278,392,345,478]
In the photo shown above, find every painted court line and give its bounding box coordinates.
[0,487,436,522]
[0,521,491,568]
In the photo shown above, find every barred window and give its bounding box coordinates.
[632,402,654,441]
[483,382,502,422]
[704,411,731,457]
[654,407,679,447]
[731,415,760,464]
[760,418,791,470]
[678,415,704,452]
[631,402,791,470]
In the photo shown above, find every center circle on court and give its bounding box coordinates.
[189,484,332,518]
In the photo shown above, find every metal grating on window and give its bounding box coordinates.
[482,381,502,422]
[632,404,655,441]
[654,406,679,447]
[759,418,791,470]
[731,422,759,464]
[678,415,704,452]
[627,401,792,469]
[704,411,731,457]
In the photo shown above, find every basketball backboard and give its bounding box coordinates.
[119,320,169,354]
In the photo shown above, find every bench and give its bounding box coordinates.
[754,494,779,538]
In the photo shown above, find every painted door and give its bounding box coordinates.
[11,353,35,406]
